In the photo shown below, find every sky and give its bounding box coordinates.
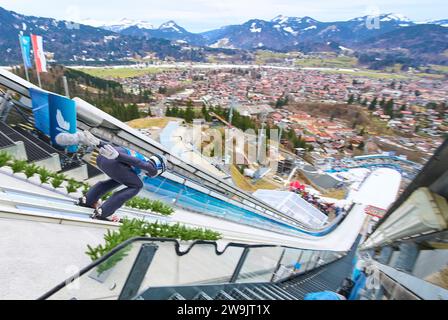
[0,0,446,32]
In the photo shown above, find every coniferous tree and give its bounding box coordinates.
[125,104,140,121]
[369,97,378,111]
[347,94,355,105]
[185,105,195,123]
[166,106,172,117]
[385,99,395,118]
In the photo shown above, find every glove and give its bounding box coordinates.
[55,132,80,147]
[78,131,101,147]
[148,154,168,177]
[99,145,119,160]
[56,131,100,147]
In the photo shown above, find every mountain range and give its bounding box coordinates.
[0,6,207,65]
[94,13,448,50]
[119,21,206,45]
[91,13,448,65]
[0,5,447,67]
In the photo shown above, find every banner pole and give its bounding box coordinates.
[36,71,42,88]
[63,76,70,98]
[24,66,30,83]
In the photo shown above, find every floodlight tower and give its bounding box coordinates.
[229,96,236,126]
[229,76,240,127]
[257,112,268,164]
[278,122,287,142]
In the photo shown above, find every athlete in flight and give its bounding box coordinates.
[56,131,168,222]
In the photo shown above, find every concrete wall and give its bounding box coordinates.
[64,164,89,181]
[0,141,27,161]
[34,154,62,173]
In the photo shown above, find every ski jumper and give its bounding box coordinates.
[84,145,157,218]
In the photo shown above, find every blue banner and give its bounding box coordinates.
[19,35,32,68]
[48,93,78,153]
[29,88,50,136]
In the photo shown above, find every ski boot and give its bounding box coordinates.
[77,197,102,209]
[76,196,92,209]
[92,208,121,223]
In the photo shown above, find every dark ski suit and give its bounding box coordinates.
[85,145,158,218]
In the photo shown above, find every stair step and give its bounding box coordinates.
[194,292,213,301]
[215,291,235,301]
[262,286,293,300]
[282,286,306,299]
[242,288,265,300]
[229,289,252,300]
[270,285,299,300]
[252,287,278,300]
[169,293,186,300]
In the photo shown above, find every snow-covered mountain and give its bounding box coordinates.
[159,20,182,32]
[78,12,447,51]
[379,13,412,23]
[270,15,320,36]
[117,20,206,45]
[200,13,421,50]
[99,18,155,32]
[80,18,155,32]
[429,19,448,27]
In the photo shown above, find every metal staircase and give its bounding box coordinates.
[0,121,53,162]
[0,129,15,149]
[140,274,351,301]
[140,238,358,301]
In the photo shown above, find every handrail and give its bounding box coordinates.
[38,236,349,300]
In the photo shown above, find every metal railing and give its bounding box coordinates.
[39,237,348,300]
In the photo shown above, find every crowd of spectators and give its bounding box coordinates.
[290,185,346,218]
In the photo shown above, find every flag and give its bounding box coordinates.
[48,93,78,153]
[31,34,47,73]
[29,88,50,135]
[19,35,32,68]
[29,88,78,153]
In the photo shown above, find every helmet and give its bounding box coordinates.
[149,154,168,177]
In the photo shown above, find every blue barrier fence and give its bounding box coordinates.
[142,176,345,237]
